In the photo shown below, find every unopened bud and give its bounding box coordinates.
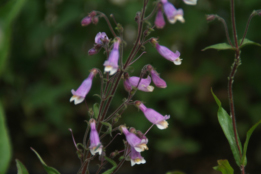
[206,15,216,22]
[146,64,153,71]
[92,16,99,25]
[129,127,136,133]
[81,16,92,26]
[150,38,158,46]
[89,11,96,17]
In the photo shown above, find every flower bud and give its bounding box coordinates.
[89,11,97,17]
[88,47,99,56]
[81,16,92,26]
[155,6,165,29]
[92,16,99,25]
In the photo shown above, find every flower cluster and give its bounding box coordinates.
[69,0,196,172]
[155,0,198,29]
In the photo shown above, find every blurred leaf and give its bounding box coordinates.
[31,148,60,174]
[0,102,12,174]
[166,171,186,174]
[16,159,29,174]
[202,43,235,51]
[0,0,26,75]
[213,159,234,174]
[242,120,261,166]
[211,89,242,167]
[239,38,261,48]
[93,103,99,119]
[102,156,117,174]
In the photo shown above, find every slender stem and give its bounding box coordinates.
[97,12,117,37]
[240,12,255,46]
[216,16,234,47]
[230,0,238,48]
[229,1,245,173]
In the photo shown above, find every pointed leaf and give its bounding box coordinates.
[16,159,29,174]
[241,120,261,166]
[102,156,117,174]
[239,38,261,48]
[211,89,242,166]
[213,159,234,174]
[31,148,60,174]
[93,103,99,119]
[202,43,235,51]
[0,102,12,174]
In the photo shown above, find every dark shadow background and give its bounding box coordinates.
[1,0,261,173]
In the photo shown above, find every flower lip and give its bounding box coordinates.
[120,126,148,152]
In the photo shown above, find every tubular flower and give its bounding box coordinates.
[147,65,167,88]
[103,38,121,75]
[124,76,154,92]
[162,0,185,24]
[89,119,103,155]
[130,147,146,166]
[120,126,148,152]
[151,38,182,65]
[135,101,170,129]
[183,0,197,5]
[70,68,97,105]
[155,6,165,29]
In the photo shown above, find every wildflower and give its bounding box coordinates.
[147,65,167,88]
[89,119,103,155]
[162,0,185,24]
[124,76,154,92]
[151,38,182,65]
[155,5,165,29]
[135,101,170,129]
[130,147,146,166]
[183,0,197,5]
[95,32,109,45]
[70,68,97,105]
[81,16,92,26]
[103,37,121,75]
[120,125,148,152]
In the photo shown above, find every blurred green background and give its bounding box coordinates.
[1,0,261,173]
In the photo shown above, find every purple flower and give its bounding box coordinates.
[183,0,197,5]
[89,119,103,155]
[155,6,165,29]
[147,65,167,88]
[81,16,92,26]
[70,68,97,105]
[135,101,170,129]
[155,42,182,65]
[124,76,154,92]
[120,126,148,152]
[130,147,146,166]
[95,32,109,45]
[103,38,121,75]
[162,0,185,24]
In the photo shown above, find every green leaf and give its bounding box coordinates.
[0,0,27,76]
[101,121,112,136]
[0,102,12,174]
[16,159,29,174]
[31,147,60,174]
[102,156,117,174]
[241,120,261,166]
[202,43,235,51]
[211,89,242,166]
[213,159,234,174]
[93,103,99,119]
[239,38,261,48]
